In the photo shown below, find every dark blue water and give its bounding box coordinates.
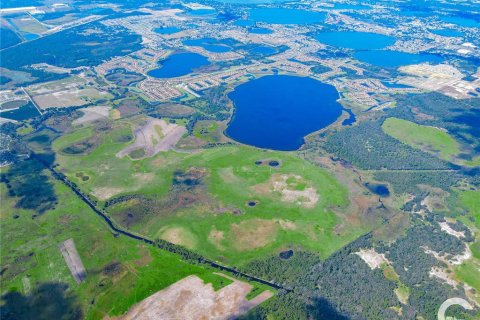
[354,50,442,68]
[154,26,182,34]
[365,183,390,197]
[249,8,326,25]
[249,27,273,34]
[316,31,395,50]
[183,38,232,52]
[250,45,277,55]
[441,16,480,28]
[342,108,356,126]
[226,75,342,150]
[147,52,210,78]
[431,28,463,37]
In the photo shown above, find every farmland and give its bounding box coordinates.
[0,168,244,319]
[381,117,462,163]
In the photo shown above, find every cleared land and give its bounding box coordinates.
[382,117,461,162]
[59,238,87,284]
[112,274,272,320]
[72,105,111,126]
[116,117,186,159]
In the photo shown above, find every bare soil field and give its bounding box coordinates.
[116,117,186,159]
[33,88,110,109]
[110,274,273,320]
[72,105,111,125]
[59,238,87,284]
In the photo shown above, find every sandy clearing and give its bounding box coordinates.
[72,105,111,125]
[231,219,277,251]
[355,248,390,270]
[160,227,196,249]
[91,187,124,201]
[253,174,319,209]
[438,221,465,239]
[429,266,458,287]
[110,274,273,320]
[423,245,472,266]
[116,117,186,159]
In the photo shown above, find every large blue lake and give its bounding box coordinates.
[226,75,342,150]
[354,50,443,68]
[316,31,395,50]
[249,8,326,24]
[147,52,210,78]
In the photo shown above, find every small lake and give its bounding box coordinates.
[365,183,390,197]
[249,27,273,34]
[249,45,277,55]
[430,28,463,37]
[354,50,442,68]
[154,26,182,35]
[183,38,232,53]
[226,75,342,150]
[249,8,326,25]
[316,31,395,50]
[147,52,210,78]
[441,16,480,28]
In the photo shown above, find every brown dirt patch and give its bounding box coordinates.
[231,219,277,251]
[208,229,225,250]
[110,275,273,320]
[159,227,196,250]
[134,246,153,267]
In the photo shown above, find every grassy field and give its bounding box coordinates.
[382,117,461,163]
[0,168,261,319]
[52,118,177,201]
[52,119,368,265]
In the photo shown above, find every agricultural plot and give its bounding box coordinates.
[382,117,462,163]
[0,169,253,319]
[115,274,272,320]
[27,76,112,109]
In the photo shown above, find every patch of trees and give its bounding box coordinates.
[0,282,82,320]
[384,222,471,319]
[389,92,480,153]
[185,86,231,121]
[1,154,57,214]
[374,171,460,195]
[323,120,452,170]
